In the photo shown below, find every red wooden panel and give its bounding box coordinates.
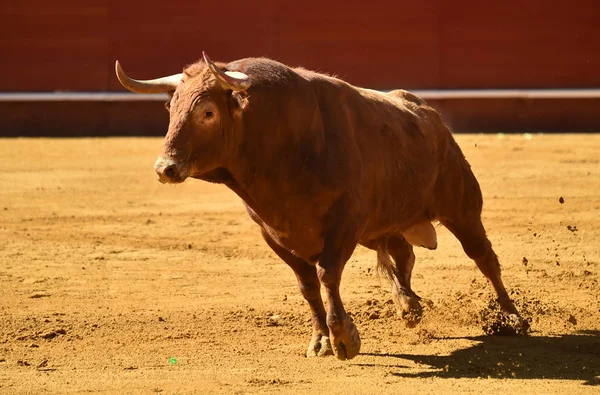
[1,0,599,93]
[0,1,109,91]
[107,0,279,90]
[273,1,440,89]
[439,0,600,88]
[108,0,439,90]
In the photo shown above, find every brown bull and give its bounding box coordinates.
[116,52,528,360]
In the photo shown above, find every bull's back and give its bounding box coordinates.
[387,89,484,221]
[337,88,442,233]
[305,75,479,234]
[353,88,479,233]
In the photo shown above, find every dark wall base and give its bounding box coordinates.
[0,102,169,137]
[1,99,599,137]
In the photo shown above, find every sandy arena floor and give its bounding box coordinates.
[0,135,599,394]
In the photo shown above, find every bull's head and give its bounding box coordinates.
[115,52,251,184]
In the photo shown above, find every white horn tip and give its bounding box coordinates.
[225,71,249,80]
[115,60,123,76]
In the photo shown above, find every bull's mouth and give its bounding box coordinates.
[158,172,188,184]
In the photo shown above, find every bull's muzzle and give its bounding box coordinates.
[154,157,189,184]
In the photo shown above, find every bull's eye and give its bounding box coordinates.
[205,111,214,119]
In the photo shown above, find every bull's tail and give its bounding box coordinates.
[376,238,423,302]
[376,237,397,284]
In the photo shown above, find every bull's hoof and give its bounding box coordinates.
[481,310,531,336]
[306,333,334,357]
[394,295,423,328]
[508,314,531,336]
[401,308,423,328]
[330,320,361,360]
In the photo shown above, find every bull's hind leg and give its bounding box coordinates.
[260,229,333,357]
[440,217,529,332]
[363,236,423,327]
[387,236,424,327]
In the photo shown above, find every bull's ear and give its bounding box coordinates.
[164,91,175,111]
[231,91,250,112]
[203,51,251,92]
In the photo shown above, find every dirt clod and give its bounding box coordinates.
[28,292,50,299]
[247,378,290,386]
[42,329,67,339]
[266,315,280,326]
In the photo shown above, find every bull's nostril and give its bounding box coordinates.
[163,165,177,179]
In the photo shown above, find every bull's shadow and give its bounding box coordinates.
[364,330,600,385]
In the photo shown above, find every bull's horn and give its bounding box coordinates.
[202,51,251,91]
[115,61,183,94]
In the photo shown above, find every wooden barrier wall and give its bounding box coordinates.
[1,0,599,135]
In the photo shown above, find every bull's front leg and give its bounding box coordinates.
[296,266,334,357]
[317,218,364,360]
[260,230,333,357]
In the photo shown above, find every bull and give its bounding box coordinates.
[115,52,528,360]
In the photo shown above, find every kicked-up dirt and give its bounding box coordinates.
[0,134,599,394]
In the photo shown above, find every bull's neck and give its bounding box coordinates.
[223,140,301,223]
[221,86,325,219]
